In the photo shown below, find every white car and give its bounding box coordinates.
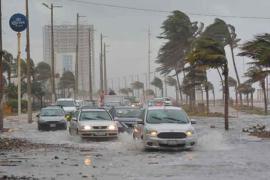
[56,98,77,114]
[133,106,197,150]
[69,108,118,138]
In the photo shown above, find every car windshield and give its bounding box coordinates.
[115,108,141,118]
[40,109,65,116]
[146,109,189,124]
[80,111,112,121]
[56,100,75,107]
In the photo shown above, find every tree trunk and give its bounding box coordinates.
[217,68,224,102]
[246,94,249,107]
[175,86,179,105]
[261,80,268,115]
[212,90,215,107]
[175,69,183,103]
[251,92,254,110]
[205,86,209,115]
[223,64,229,130]
[201,87,204,104]
[230,46,242,106]
[235,87,238,106]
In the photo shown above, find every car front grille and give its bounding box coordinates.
[157,132,187,139]
[92,126,108,130]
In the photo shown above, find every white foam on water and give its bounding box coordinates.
[198,130,231,151]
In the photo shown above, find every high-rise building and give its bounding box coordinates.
[43,24,95,97]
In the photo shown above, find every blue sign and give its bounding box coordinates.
[9,13,28,32]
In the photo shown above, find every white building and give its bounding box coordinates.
[43,24,95,96]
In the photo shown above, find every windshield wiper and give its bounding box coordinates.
[150,116,162,121]
[164,117,186,123]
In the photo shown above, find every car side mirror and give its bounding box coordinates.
[190,119,197,124]
[36,114,40,118]
[137,119,144,125]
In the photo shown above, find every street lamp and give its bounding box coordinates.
[75,13,86,99]
[42,2,62,103]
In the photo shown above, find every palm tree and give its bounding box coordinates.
[2,50,14,85]
[165,76,179,104]
[227,24,242,105]
[187,31,229,129]
[35,62,51,82]
[156,10,203,102]
[245,66,268,114]
[59,71,75,98]
[151,77,163,97]
[207,81,215,107]
[131,81,144,99]
[144,89,155,97]
[239,34,270,114]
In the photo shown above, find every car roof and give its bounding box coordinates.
[147,106,182,111]
[57,98,75,101]
[42,106,64,110]
[81,108,107,112]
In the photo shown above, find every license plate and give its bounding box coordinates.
[95,132,106,136]
[50,124,56,127]
[167,140,178,145]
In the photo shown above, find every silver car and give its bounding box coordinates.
[133,106,197,150]
[69,108,118,138]
[37,106,67,131]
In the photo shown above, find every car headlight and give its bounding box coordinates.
[108,124,117,130]
[186,130,194,137]
[83,125,92,130]
[146,130,158,137]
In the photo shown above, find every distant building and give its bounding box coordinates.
[43,24,95,97]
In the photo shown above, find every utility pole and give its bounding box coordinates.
[88,28,93,100]
[0,0,3,130]
[90,26,95,93]
[103,43,107,93]
[75,13,86,99]
[42,3,62,103]
[100,33,104,92]
[147,26,151,89]
[25,0,32,123]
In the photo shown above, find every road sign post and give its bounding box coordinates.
[9,13,28,121]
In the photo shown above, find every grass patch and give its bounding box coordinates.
[232,105,268,115]
[181,104,224,117]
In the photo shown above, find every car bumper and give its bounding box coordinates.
[78,130,118,138]
[143,136,197,150]
[38,121,67,130]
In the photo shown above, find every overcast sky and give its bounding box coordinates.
[2,0,270,98]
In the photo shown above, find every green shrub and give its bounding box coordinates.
[6,99,28,113]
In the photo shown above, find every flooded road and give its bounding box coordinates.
[1,108,270,180]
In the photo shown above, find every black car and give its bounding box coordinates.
[111,107,142,132]
[37,106,67,131]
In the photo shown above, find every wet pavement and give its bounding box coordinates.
[1,106,270,180]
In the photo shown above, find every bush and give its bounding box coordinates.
[6,99,28,113]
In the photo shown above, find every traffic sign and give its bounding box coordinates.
[9,13,28,32]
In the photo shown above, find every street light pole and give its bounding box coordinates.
[0,0,3,130]
[42,3,62,103]
[25,0,32,123]
[88,28,93,100]
[75,13,86,99]
[100,33,104,92]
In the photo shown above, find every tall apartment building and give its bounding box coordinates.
[43,24,95,97]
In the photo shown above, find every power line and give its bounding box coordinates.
[65,0,270,20]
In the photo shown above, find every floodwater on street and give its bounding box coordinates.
[1,106,270,180]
